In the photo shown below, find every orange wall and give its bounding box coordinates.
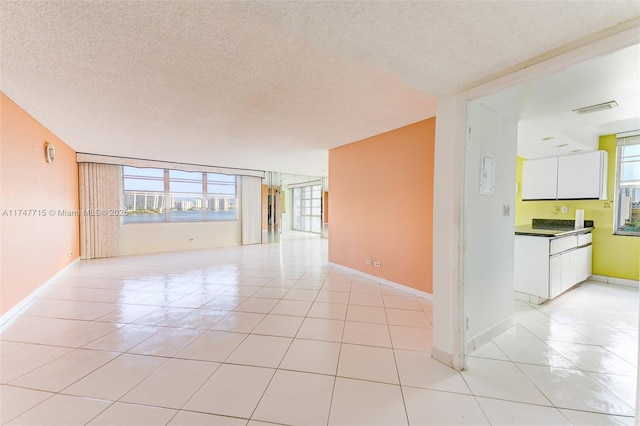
[328,119,435,293]
[1,93,80,316]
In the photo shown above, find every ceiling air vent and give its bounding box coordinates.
[572,100,618,115]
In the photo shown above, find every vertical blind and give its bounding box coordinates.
[241,175,262,245]
[79,163,121,259]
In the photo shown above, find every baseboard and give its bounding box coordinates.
[0,258,80,327]
[431,346,454,368]
[327,262,433,301]
[514,290,547,305]
[589,275,639,288]
[466,315,515,354]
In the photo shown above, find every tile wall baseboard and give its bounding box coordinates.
[590,275,639,288]
[327,262,433,300]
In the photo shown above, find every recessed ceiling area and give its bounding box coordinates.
[477,43,640,159]
[1,2,639,174]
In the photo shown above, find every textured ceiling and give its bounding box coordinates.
[2,1,639,175]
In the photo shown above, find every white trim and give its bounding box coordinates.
[76,153,265,178]
[327,262,433,301]
[588,274,608,283]
[465,315,516,354]
[431,347,453,368]
[514,291,547,305]
[616,130,640,141]
[0,259,80,327]
[459,19,640,100]
[287,179,323,189]
[590,275,639,288]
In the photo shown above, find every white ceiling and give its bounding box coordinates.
[2,1,640,175]
[477,42,640,159]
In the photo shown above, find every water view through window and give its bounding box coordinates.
[123,166,237,223]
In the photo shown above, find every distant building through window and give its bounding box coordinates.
[123,166,237,224]
[615,131,640,236]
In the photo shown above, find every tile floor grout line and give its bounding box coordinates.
[245,267,323,425]
[3,238,636,425]
[325,274,354,426]
[382,292,411,426]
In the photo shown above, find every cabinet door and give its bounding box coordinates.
[560,251,574,293]
[514,236,552,298]
[557,151,606,199]
[522,157,558,200]
[549,255,562,298]
[573,245,592,283]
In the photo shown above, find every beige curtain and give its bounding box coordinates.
[79,163,121,259]
[241,176,262,245]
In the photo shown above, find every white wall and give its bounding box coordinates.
[120,221,241,255]
[432,95,465,368]
[463,101,518,350]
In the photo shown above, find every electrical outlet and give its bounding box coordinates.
[67,251,73,257]
[374,261,381,268]
[561,206,568,213]
[366,259,372,265]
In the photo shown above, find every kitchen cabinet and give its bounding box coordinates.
[522,151,607,200]
[521,157,558,200]
[557,151,608,199]
[514,231,592,304]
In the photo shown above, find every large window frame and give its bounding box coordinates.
[123,166,237,224]
[292,182,322,234]
[614,131,640,236]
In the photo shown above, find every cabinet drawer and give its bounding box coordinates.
[577,233,592,246]
[550,236,577,255]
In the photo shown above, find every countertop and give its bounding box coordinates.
[514,225,594,238]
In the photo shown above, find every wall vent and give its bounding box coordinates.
[572,100,618,115]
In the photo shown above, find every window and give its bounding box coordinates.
[615,131,640,236]
[123,167,166,223]
[206,173,237,221]
[123,166,237,223]
[292,183,322,233]
[169,170,204,222]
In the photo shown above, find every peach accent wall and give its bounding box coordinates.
[328,119,435,293]
[1,93,80,316]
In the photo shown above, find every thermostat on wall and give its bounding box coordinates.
[44,141,55,163]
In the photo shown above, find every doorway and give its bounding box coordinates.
[435,25,640,420]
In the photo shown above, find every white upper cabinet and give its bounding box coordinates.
[522,151,607,201]
[522,157,558,200]
[557,151,608,200]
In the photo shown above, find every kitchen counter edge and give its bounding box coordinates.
[514,226,594,238]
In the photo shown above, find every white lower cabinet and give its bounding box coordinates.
[515,232,592,303]
[574,245,592,283]
[549,255,562,299]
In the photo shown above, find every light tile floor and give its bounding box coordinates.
[0,232,637,425]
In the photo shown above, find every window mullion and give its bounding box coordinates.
[203,173,208,222]
[164,170,170,222]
